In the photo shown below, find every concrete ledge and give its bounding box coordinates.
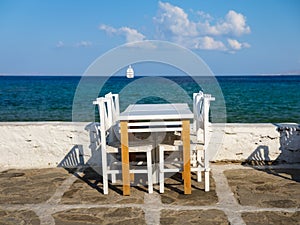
[0,122,94,169]
[0,122,299,169]
[209,123,300,163]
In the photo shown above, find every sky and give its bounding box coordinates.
[0,0,299,75]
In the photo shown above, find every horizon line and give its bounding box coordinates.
[1,73,300,77]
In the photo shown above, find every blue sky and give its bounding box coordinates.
[0,0,299,75]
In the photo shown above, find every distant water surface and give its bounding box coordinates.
[0,75,299,123]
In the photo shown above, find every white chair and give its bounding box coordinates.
[158,91,215,193]
[105,92,121,141]
[105,92,120,125]
[93,97,154,194]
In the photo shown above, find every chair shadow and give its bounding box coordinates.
[242,123,300,183]
[57,144,106,194]
[162,172,203,194]
[57,122,124,195]
[241,145,271,166]
[163,173,184,194]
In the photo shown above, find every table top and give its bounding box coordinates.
[118,103,193,121]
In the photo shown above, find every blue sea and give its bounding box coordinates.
[0,75,299,123]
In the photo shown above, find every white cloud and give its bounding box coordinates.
[56,41,65,48]
[119,27,145,42]
[153,2,251,52]
[197,10,213,21]
[98,2,251,52]
[227,39,250,50]
[55,40,93,48]
[154,2,250,37]
[194,36,227,51]
[242,42,251,48]
[99,24,145,43]
[99,24,117,34]
[154,1,197,37]
[75,41,92,47]
[125,41,158,49]
[215,10,251,36]
[227,39,242,50]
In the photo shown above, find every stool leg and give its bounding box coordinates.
[204,170,210,192]
[159,147,165,193]
[147,150,153,194]
[111,173,116,183]
[102,152,109,194]
[197,170,202,182]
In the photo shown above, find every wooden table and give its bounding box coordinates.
[118,103,193,195]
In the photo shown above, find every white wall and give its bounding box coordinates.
[0,122,299,169]
[0,122,98,169]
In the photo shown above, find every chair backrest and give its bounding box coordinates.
[93,97,112,130]
[193,91,215,144]
[193,91,204,132]
[93,97,116,147]
[105,92,120,125]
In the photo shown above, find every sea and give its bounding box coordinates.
[0,75,299,123]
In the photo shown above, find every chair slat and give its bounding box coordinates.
[128,121,182,126]
[128,127,182,133]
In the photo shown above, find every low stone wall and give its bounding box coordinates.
[0,122,299,169]
[0,122,96,169]
[209,123,300,163]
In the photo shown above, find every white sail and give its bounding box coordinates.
[126,65,134,78]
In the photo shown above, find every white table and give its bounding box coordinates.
[118,103,193,195]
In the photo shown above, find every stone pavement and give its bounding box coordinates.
[0,163,299,225]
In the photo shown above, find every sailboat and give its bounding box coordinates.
[126,65,134,78]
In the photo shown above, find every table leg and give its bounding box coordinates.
[182,119,191,194]
[120,121,130,196]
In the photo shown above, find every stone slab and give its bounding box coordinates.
[53,207,146,225]
[0,168,69,204]
[161,172,218,205]
[224,168,300,208]
[160,209,228,225]
[0,209,40,225]
[242,211,300,225]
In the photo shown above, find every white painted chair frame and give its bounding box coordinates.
[192,91,215,191]
[93,97,154,194]
[158,91,215,193]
